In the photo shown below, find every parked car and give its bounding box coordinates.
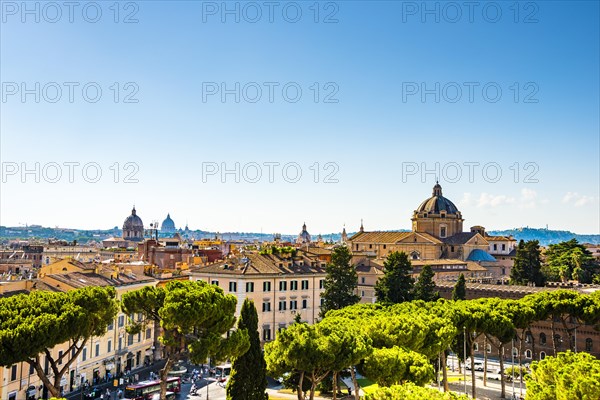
[466,362,484,371]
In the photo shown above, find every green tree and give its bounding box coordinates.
[543,239,597,283]
[510,240,545,286]
[525,351,600,400]
[122,280,249,400]
[412,265,439,302]
[265,322,333,400]
[375,251,414,304]
[452,273,466,300]
[0,287,118,398]
[364,383,469,400]
[320,245,360,318]
[226,299,267,400]
[318,317,372,400]
[361,346,434,387]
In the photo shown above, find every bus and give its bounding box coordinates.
[124,376,181,400]
[215,364,231,379]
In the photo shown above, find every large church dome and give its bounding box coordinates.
[161,213,176,233]
[123,206,144,242]
[416,183,460,214]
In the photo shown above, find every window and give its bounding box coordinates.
[451,246,455,252]
[361,277,366,284]
[211,280,219,286]
[137,332,141,343]
[278,301,287,311]
[302,299,307,309]
[82,347,87,362]
[525,349,532,359]
[320,298,325,306]
[262,302,271,312]
[586,338,593,352]
[146,328,152,340]
[540,333,546,344]
[554,334,562,347]
[319,279,325,289]
[229,282,237,292]
[246,282,254,292]
[301,280,309,290]
[440,227,446,238]
[493,244,498,251]
[526,332,533,343]
[290,300,298,310]
[473,343,479,352]
[278,324,286,333]
[263,326,271,341]
[356,244,359,251]
[502,244,506,251]
[10,365,17,381]
[290,281,298,291]
[361,290,365,297]
[486,344,492,353]
[540,351,546,360]
[128,334,134,346]
[263,281,271,292]
[108,321,114,331]
[118,315,125,327]
[383,244,387,249]
[58,350,63,365]
[95,342,100,357]
[107,340,112,353]
[118,336,123,351]
[29,364,35,375]
[279,281,287,291]
[512,347,518,357]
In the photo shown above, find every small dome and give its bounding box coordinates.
[161,213,176,232]
[416,183,460,215]
[466,249,497,262]
[296,222,311,244]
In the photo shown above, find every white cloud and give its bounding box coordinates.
[562,192,598,207]
[459,189,544,209]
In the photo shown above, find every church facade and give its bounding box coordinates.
[349,183,511,283]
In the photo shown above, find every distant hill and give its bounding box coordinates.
[488,228,600,246]
[1,226,597,246]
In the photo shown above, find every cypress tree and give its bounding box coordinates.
[413,264,439,302]
[375,251,414,304]
[452,273,466,301]
[226,299,268,400]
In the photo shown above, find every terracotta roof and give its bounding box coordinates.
[349,231,442,244]
[45,271,154,289]
[191,253,326,276]
[442,232,478,245]
[485,235,514,242]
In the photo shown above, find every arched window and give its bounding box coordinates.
[512,347,518,357]
[539,333,546,344]
[540,351,546,360]
[473,343,479,352]
[525,331,533,343]
[525,349,532,359]
[411,251,420,260]
[486,344,492,353]
[554,334,562,347]
[586,338,593,352]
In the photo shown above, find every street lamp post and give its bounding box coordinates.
[511,339,516,399]
[463,326,467,396]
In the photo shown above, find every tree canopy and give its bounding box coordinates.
[0,286,118,397]
[375,251,414,304]
[510,239,545,286]
[412,265,439,302]
[121,280,249,400]
[542,239,598,283]
[525,351,600,400]
[226,299,267,400]
[320,245,360,317]
[364,383,469,400]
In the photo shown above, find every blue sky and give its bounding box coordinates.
[1,1,599,234]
